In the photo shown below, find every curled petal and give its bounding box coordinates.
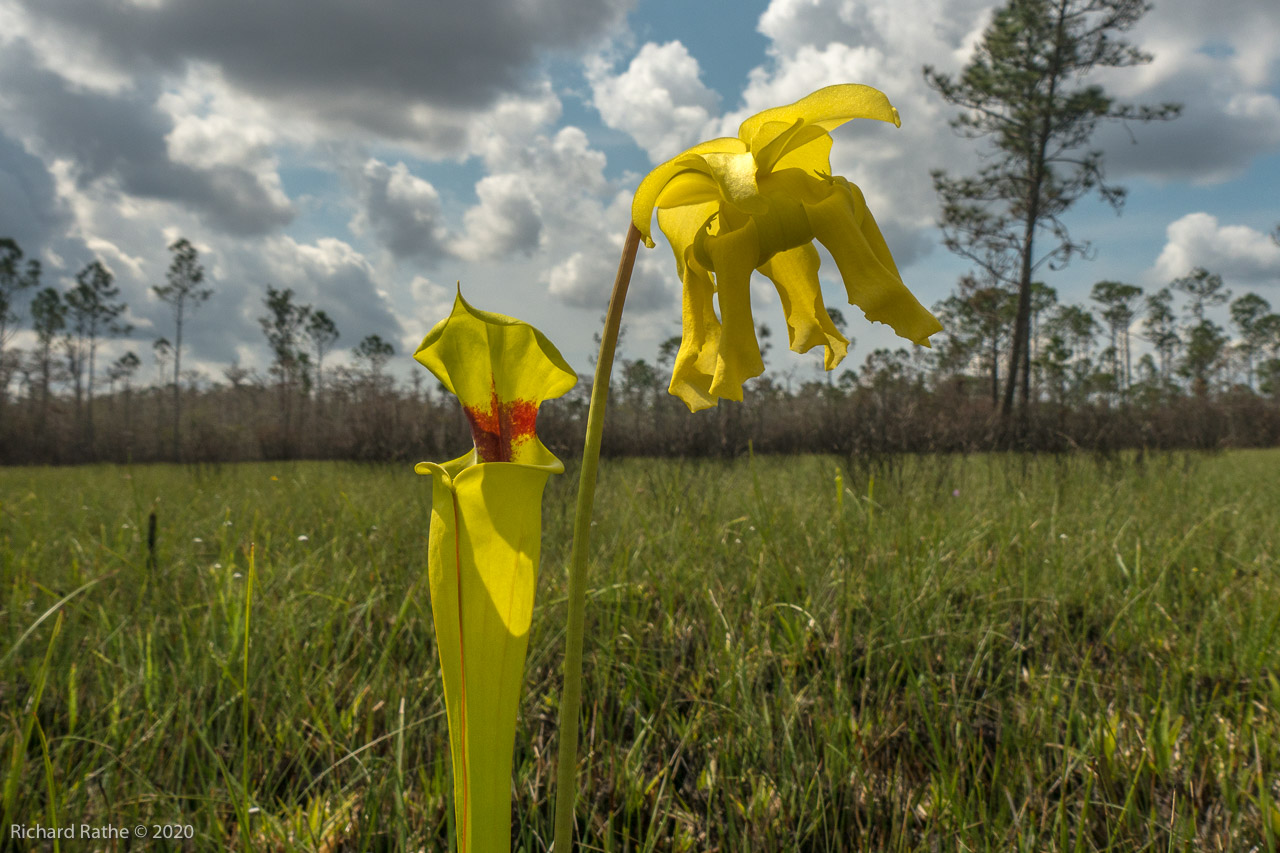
[658,203,722,411]
[632,137,748,248]
[807,179,942,346]
[668,258,721,411]
[752,119,830,174]
[771,131,834,177]
[737,83,901,144]
[655,171,721,209]
[703,220,766,401]
[758,243,849,370]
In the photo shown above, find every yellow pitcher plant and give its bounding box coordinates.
[412,83,941,853]
[413,291,575,852]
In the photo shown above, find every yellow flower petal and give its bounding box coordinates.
[752,119,829,175]
[701,151,770,215]
[807,179,942,345]
[771,131,833,176]
[737,83,901,144]
[632,137,747,248]
[657,203,722,411]
[654,171,721,209]
[758,243,849,370]
[703,220,766,400]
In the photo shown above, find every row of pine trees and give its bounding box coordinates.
[3,229,1279,464]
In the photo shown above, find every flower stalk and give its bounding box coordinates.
[552,222,641,850]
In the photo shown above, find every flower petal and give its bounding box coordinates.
[737,83,901,144]
[758,243,849,369]
[701,151,769,215]
[657,203,722,411]
[752,119,830,175]
[807,179,942,346]
[654,171,721,209]
[414,290,576,463]
[754,171,822,260]
[703,220,766,401]
[772,131,833,177]
[632,137,748,248]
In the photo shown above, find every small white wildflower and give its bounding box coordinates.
[193,537,203,544]
[297,534,309,542]
[734,537,742,544]
[213,562,223,569]
[233,572,243,579]
[1059,534,1068,541]
[224,520,233,527]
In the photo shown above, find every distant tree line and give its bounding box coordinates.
[0,236,411,465]
[2,232,1280,466]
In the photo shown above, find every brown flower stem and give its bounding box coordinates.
[553,222,642,850]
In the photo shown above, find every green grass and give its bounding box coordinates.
[2,450,1278,851]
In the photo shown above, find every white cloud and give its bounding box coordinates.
[8,0,630,149]
[458,124,613,266]
[587,40,721,162]
[456,173,543,260]
[404,275,455,355]
[1150,213,1280,285]
[351,159,450,262]
[547,249,617,307]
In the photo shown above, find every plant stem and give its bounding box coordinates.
[553,222,641,850]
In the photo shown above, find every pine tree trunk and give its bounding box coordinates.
[173,304,184,461]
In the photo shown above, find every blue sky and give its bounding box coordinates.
[1,0,1277,390]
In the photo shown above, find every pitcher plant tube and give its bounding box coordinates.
[414,291,576,853]
[553,83,942,848]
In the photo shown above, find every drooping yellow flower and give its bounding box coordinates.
[632,83,943,411]
[413,291,576,853]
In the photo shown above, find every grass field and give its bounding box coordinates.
[2,449,1278,851]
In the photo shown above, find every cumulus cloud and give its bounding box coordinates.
[456,174,543,260]
[0,40,293,236]
[1150,213,1280,286]
[1046,0,1280,184]
[459,125,612,263]
[546,249,617,308]
[587,41,721,162]
[8,0,629,156]
[405,275,455,353]
[546,242,675,313]
[351,159,450,262]
[544,186,677,317]
[0,132,71,253]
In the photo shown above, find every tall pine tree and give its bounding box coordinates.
[925,0,1179,426]
[153,238,212,459]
